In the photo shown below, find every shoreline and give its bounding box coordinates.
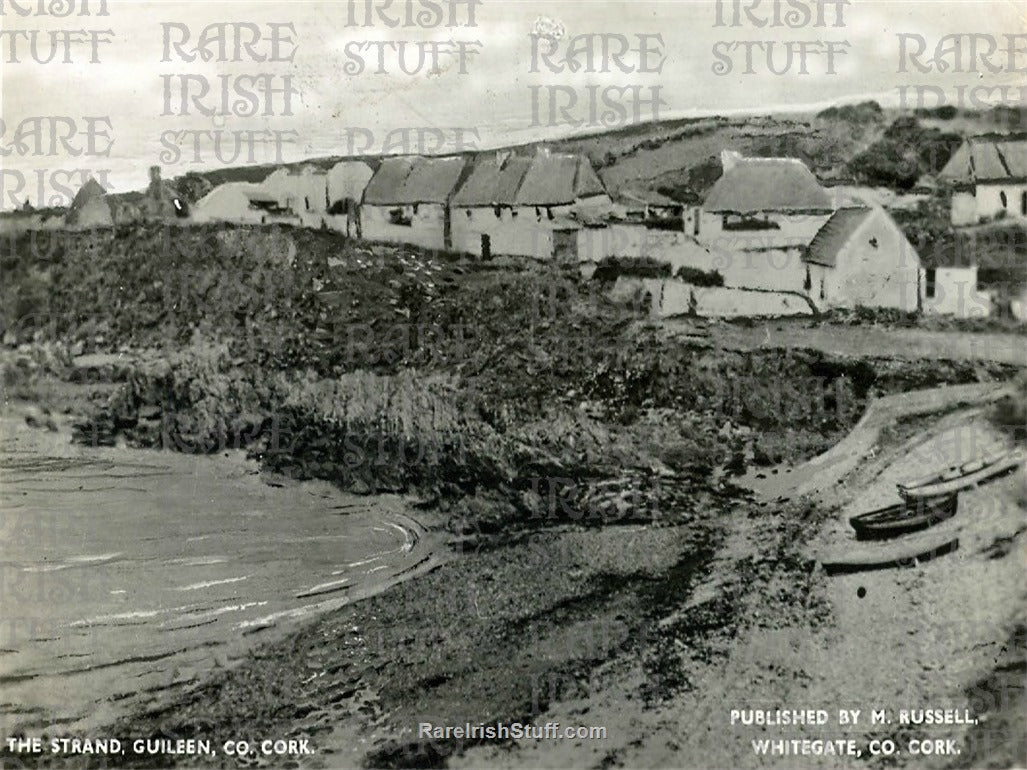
[3,386,1021,769]
[2,221,1024,766]
[0,401,454,739]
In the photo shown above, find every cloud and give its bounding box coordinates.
[2,0,1022,207]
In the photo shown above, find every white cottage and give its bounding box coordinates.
[939,135,1027,227]
[191,182,265,224]
[261,165,331,227]
[919,247,990,319]
[360,156,469,250]
[696,151,835,289]
[64,178,113,229]
[450,149,610,260]
[803,207,922,312]
[326,160,374,212]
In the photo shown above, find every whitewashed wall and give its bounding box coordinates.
[697,211,832,249]
[921,266,992,318]
[361,204,448,250]
[975,183,1027,223]
[609,277,813,319]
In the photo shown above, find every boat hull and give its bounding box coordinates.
[899,449,1025,501]
[822,535,960,576]
[849,494,958,541]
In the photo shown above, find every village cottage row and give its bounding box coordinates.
[21,135,1027,320]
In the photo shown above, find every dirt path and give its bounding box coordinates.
[740,382,1012,501]
[453,399,1026,770]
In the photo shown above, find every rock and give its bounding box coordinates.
[24,406,44,428]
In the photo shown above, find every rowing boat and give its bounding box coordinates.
[848,494,958,541]
[897,448,1025,501]
[821,533,960,576]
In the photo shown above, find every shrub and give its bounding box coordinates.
[673,266,724,287]
[592,256,672,281]
[264,370,514,499]
[990,375,1027,443]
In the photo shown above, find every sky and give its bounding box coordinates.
[2,0,1025,207]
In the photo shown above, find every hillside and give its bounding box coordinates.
[164,103,1024,207]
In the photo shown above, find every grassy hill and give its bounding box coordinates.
[164,103,1025,208]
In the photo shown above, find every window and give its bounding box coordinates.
[1000,191,1008,209]
[925,267,937,298]
[494,204,501,218]
[511,209,518,218]
[304,196,310,211]
[388,208,412,227]
[1021,191,1026,215]
[465,209,472,218]
[869,237,879,248]
[547,207,554,221]
[722,214,780,231]
[819,278,826,300]
[803,266,812,291]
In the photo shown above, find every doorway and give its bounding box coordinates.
[481,233,492,261]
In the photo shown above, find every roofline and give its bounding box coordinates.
[801,206,880,267]
[364,199,452,206]
[702,206,835,214]
[801,254,834,266]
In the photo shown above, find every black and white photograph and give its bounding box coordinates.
[1,1,1025,767]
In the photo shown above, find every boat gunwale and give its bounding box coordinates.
[899,450,1025,500]
[848,494,958,540]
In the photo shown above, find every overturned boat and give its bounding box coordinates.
[898,448,1026,501]
[821,529,961,576]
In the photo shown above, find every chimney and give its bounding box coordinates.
[721,150,743,173]
[148,166,163,201]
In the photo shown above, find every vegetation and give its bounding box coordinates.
[673,265,724,286]
[816,100,884,124]
[12,224,951,530]
[990,373,1027,442]
[914,105,959,121]
[592,256,671,280]
[847,117,963,190]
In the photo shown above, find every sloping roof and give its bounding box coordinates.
[327,160,374,203]
[452,155,533,206]
[514,153,607,206]
[617,187,683,208]
[804,208,875,267]
[702,157,832,213]
[399,156,467,203]
[288,164,328,176]
[939,135,1027,183]
[196,182,258,208]
[363,156,467,205]
[68,178,107,211]
[362,157,416,204]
